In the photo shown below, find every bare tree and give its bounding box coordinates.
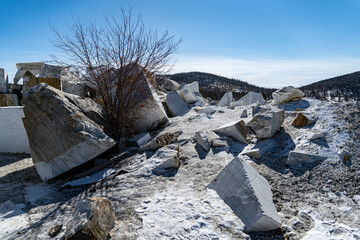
[51,8,181,139]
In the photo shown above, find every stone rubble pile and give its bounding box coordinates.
[2,63,329,237]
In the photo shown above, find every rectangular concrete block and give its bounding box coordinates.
[208,157,281,232]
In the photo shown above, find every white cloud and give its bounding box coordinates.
[172,55,360,88]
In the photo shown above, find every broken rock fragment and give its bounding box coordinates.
[64,197,115,240]
[208,157,282,232]
[178,83,198,104]
[140,131,182,150]
[292,112,311,128]
[308,131,327,140]
[240,109,248,118]
[195,130,211,151]
[127,132,151,147]
[214,120,248,144]
[241,139,276,159]
[272,86,305,104]
[247,108,285,139]
[287,150,327,166]
[22,83,116,181]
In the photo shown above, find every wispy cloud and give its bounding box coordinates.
[172,55,360,88]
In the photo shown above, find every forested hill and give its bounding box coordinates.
[167,72,275,100]
[300,71,360,101]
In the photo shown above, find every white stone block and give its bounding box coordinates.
[128,132,151,147]
[165,90,189,116]
[214,120,248,144]
[218,92,233,107]
[233,92,265,107]
[179,86,198,104]
[14,62,45,83]
[247,108,284,139]
[195,131,211,151]
[208,157,282,232]
[187,81,199,93]
[132,78,169,133]
[308,131,327,140]
[241,139,275,159]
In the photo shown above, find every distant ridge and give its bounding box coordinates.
[167,72,275,100]
[300,71,360,101]
[165,71,360,101]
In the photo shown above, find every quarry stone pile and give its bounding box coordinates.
[22,83,116,181]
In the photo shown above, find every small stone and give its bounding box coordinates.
[195,131,211,151]
[292,113,311,128]
[49,224,62,237]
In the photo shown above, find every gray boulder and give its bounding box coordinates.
[22,83,116,181]
[247,108,285,139]
[272,86,305,104]
[208,157,281,232]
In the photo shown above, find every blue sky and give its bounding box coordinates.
[1,0,360,87]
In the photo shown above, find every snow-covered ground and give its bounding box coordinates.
[0,97,359,239]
